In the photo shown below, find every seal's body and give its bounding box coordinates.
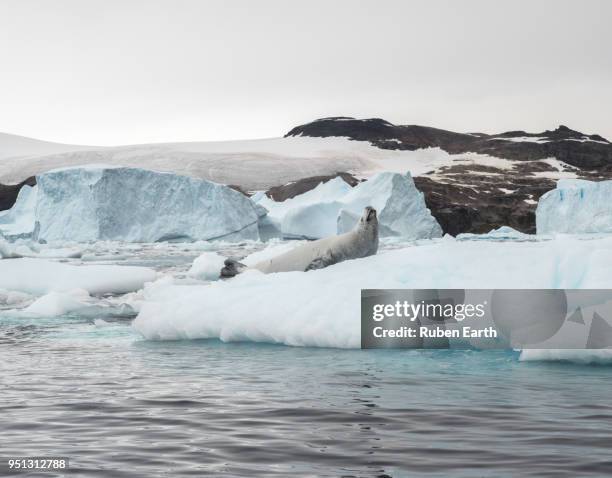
[221,206,379,277]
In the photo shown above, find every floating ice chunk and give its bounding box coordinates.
[536,179,612,234]
[0,237,21,258]
[3,166,261,243]
[457,226,533,242]
[0,289,33,306]
[23,289,91,317]
[519,349,612,364]
[187,252,226,281]
[0,258,157,295]
[133,235,612,348]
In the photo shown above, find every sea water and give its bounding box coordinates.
[1,242,612,477]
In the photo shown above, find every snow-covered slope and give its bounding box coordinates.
[0,132,94,161]
[0,134,537,191]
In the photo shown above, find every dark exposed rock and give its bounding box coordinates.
[287,118,612,170]
[265,172,360,202]
[284,117,612,235]
[413,176,552,235]
[0,176,36,211]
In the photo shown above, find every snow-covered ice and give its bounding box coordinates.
[187,252,226,281]
[0,258,157,295]
[22,289,92,317]
[133,235,612,348]
[5,166,262,243]
[536,179,612,234]
[256,172,442,240]
[457,226,534,242]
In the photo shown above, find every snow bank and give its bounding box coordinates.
[0,258,157,295]
[3,166,261,243]
[536,179,612,234]
[257,172,441,240]
[133,235,612,348]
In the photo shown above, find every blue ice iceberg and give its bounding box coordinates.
[536,179,612,235]
[1,166,262,243]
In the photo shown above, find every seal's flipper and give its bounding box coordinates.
[305,251,337,271]
[220,258,248,278]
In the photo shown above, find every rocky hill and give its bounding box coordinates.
[286,117,612,234]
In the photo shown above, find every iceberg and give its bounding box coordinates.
[256,172,442,240]
[132,234,612,348]
[0,184,37,240]
[336,172,442,239]
[536,179,612,234]
[2,166,262,243]
[256,177,351,239]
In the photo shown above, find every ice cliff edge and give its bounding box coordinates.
[1,166,262,242]
[536,179,612,235]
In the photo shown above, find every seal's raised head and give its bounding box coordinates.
[360,206,377,226]
[355,206,379,255]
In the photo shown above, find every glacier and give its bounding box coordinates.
[256,172,442,240]
[1,166,263,243]
[536,179,612,234]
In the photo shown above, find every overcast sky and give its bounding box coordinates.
[0,0,610,145]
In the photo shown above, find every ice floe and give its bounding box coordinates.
[133,235,612,348]
[0,258,157,295]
